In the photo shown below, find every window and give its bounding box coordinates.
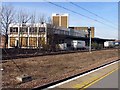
[20,27,28,33]
[30,27,37,33]
[78,42,81,44]
[10,27,18,33]
[39,27,45,32]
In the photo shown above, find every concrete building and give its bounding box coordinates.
[69,27,95,38]
[52,13,69,28]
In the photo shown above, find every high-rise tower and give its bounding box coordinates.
[52,13,69,28]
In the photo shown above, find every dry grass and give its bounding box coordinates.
[2,49,118,88]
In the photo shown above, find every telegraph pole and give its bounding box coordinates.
[89,29,92,53]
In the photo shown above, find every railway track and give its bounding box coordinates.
[2,48,118,60]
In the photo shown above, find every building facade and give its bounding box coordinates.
[90,27,95,38]
[8,23,47,48]
[52,13,69,28]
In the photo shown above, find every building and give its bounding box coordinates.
[52,13,69,28]
[8,23,87,49]
[8,22,113,50]
[52,14,95,38]
[69,27,95,38]
[8,23,48,48]
[90,27,95,38]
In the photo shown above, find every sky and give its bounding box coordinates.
[2,2,118,39]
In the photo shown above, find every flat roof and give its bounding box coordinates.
[52,13,69,16]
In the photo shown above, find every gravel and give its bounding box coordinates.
[1,49,118,89]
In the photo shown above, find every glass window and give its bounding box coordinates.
[39,27,45,32]
[30,27,37,33]
[20,27,28,33]
[10,27,18,33]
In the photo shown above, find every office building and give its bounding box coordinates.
[52,13,69,28]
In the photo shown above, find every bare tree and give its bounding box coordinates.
[37,13,47,49]
[30,12,36,48]
[47,16,52,24]
[47,16,57,51]
[38,13,46,24]
[0,4,15,48]
[31,13,36,25]
[17,10,31,48]
[17,10,31,25]
[0,5,2,36]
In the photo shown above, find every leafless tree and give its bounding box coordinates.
[0,4,15,48]
[30,12,37,48]
[31,13,36,25]
[17,10,31,25]
[47,16,57,51]
[17,10,31,48]
[0,8,2,36]
[47,16,52,24]
[38,13,46,24]
[37,13,47,49]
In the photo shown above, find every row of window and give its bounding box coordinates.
[10,27,45,33]
[10,27,87,37]
[53,29,69,35]
[10,37,45,47]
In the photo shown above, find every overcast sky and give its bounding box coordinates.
[2,2,118,39]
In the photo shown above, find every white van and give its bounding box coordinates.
[71,40,86,49]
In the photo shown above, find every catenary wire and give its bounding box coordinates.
[45,1,117,29]
[68,1,117,25]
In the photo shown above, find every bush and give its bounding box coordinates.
[92,42,102,50]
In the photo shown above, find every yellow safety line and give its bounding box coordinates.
[82,68,119,90]
[73,67,119,90]
[74,76,99,89]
